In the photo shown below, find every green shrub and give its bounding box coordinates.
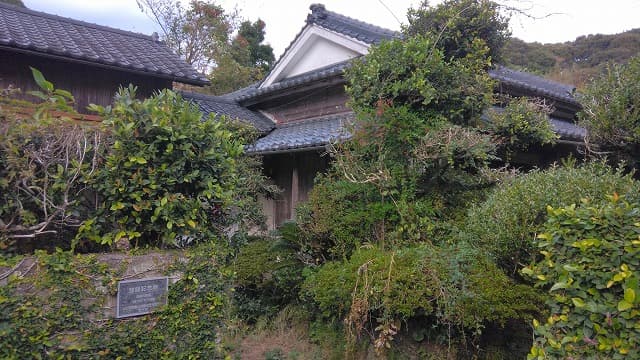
[302,244,542,352]
[345,35,493,127]
[0,69,102,252]
[485,97,557,156]
[78,87,244,247]
[579,55,640,167]
[298,175,400,260]
[523,195,640,359]
[233,238,304,322]
[463,162,639,274]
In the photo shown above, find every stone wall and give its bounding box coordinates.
[0,251,184,319]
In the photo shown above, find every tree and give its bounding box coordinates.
[301,34,497,254]
[207,19,275,95]
[405,0,510,63]
[206,54,261,95]
[137,0,234,72]
[232,19,275,72]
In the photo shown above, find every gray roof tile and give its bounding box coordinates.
[0,3,208,85]
[232,5,580,108]
[182,91,275,133]
[549,117,586,141]
[489,65,579,106]
[247,113,353,154]
[306,4,400,45]
[251,108,585,154]
[231,61,349,103]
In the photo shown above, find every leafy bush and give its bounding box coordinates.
[297,175,399,260]
[345,35,493,127]
[579,55,640,167]
[301,124,500,260]
[485,97,558,156]
[78,87,244,247]
[523,195,640,359]
[0,69,102,252]
[406,0,511,62]
[232,238,304,322]
[463,162,640,274]
[302,244,542,353]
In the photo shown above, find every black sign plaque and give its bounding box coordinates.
[116,277,168,318]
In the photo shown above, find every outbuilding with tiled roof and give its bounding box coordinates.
[0,2,207,111]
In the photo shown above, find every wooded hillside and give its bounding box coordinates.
[503,28,640,88]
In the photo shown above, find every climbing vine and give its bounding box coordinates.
[0,243,231,359]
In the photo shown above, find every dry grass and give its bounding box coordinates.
[228,306,322,360]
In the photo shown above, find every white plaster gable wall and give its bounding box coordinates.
[261,25,370,87]
[286,37,360,78]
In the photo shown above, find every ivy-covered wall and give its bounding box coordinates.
[0,244,230,359]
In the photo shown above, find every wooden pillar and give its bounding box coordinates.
[291,164,299,220]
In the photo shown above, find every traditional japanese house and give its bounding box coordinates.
[184,4,586,229]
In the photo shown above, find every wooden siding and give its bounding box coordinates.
[258,85,349,124]
[262,151,331,228]
[0,51,172,111]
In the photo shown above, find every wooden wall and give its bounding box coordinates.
[258,85,350,124]
[0,51,172,112]
[262,151,331,228]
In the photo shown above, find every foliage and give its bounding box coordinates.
[297,175,399,260]
[308,34,503,255]
[298,126,499,260]
[502,38,557,75]
[405,0,511,63]
[232,19,275,72]
[206,54,262,95]
[411,124,498,188]
[504,29,640,88]
[463,162,640,275]
[302,244,542,354]
[485,96,557,157]
[523,195,640,359]
[137,0,234,72]
[0,68,102,251]
[0,243,231,359]
[579,55,640,168]
[346,35,493,127]
[232,238,304,322]
[206,19,275,95]
[78,87,244,248]
[342,34,497,211]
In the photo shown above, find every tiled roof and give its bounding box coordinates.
[230,61,349,103]
[306,4,400,45]
[489,66,579,106]
[239,3,400,104]
[251,108,585,154]
[0,3,208,85]
[231,6,580,108]
[247,113,353,154]
[549,117,586,141]
[232,60,581,109]
[182,92,274,133]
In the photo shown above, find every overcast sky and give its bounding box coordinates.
[22,0,640,58]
